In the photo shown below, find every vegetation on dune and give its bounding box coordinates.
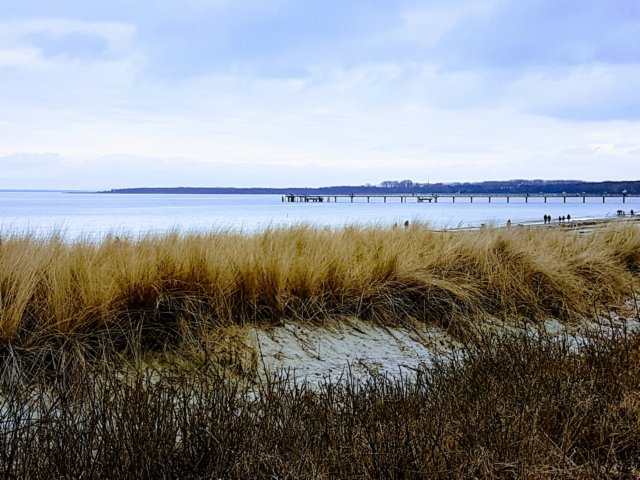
[0,223,639,350]
[1,224,640,477]
[2,330,640,478]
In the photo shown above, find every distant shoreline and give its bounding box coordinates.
[100,179,640,196]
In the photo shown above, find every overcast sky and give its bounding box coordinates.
[1,0,639,189]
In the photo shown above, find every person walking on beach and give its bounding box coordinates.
[567,214,571,221]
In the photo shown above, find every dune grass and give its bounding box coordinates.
[2,329,640,478]
[1,223,640,477]
[0,222,639,353]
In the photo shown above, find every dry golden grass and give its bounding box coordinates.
[0,223,638,347]
[1,223,640,478]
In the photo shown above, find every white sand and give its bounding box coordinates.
[250,320,454,383]
[246,298,640,384]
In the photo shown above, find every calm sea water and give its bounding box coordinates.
[0,191,638,239]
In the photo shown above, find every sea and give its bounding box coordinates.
[0,191,638,240]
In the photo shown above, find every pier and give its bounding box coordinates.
[283,193,637,204]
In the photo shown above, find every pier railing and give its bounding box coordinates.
[282,193,638,204]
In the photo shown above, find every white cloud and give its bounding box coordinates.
[0,2,639,188]
[0,18,136,55]
[398,1,496,47]
[505,63,640,120]
[0,46,40,67]
[1,55,639,186]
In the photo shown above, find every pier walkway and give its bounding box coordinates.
[283,193,637,204]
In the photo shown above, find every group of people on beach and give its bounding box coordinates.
[617,209,635,216]
[543,214,571,224]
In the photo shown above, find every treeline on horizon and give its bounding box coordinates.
[104,179,640,195]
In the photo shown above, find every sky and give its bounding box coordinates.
[1,0,639,189]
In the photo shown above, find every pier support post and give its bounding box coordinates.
[488,197,491,203]
[603,196,605,203]
[583,196,585,203]
[470,197,473,203]
[506,196,509,203]
[563,196,566,203]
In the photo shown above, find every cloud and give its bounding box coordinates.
[393,1,496,48]
[0,55,639,187]
[0,152,61,170]
[0,19,136,59]
[0,46,40,67]
[418,0,640,120]
[26,31,109,61]
[505,63,640,120]
[434,0,640,70]
[0,1,639,188]
[0,18,142,119]
[0,153,435,189]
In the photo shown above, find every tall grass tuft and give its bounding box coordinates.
[0,223,638,349]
